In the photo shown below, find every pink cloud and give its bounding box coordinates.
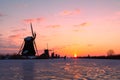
[24,18,35,23]
[73,29,80,32]
[11,28,26,32]
[59,9,80,16]
[24,17,46,23]
[73,22,90,32]
[47,25,61,28]
[0,34,3,36]
[105,11,120,23]
[9,34,20,38]
[80,22,88,26]
[0,13,6,17]
[87,44,93,47]
[74,22,89,27]
[0,34,20,51]
[0,13,4,17]
[36,17,45,22]
[115,11,120,15]
[8,34,22,41]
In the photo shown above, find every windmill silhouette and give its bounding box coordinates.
[18,23,38,56]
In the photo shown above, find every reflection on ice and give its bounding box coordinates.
[0,59,120,80]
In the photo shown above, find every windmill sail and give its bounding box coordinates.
[34,41,38,55]
[31,23,38,55]
[18,41,24,55]
[30,23,34,37]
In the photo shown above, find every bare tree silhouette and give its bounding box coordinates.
[107,49,114,56]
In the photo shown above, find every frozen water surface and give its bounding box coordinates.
[0,59,120,80]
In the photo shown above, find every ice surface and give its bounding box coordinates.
[0,59,120,80]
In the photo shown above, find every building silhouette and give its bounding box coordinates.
[18,23,37,57]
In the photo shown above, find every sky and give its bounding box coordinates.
[0,0,120,57]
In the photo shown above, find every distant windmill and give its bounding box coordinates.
[18,23,38,56]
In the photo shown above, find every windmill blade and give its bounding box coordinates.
[33,32,36,39]
[34,41,38,55]
[30,23,34,37]
[18,41,24,55]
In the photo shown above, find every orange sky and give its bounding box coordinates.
[0,0,120,57]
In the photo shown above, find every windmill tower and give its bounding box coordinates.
[18,23,38,56]
[44,43,50,58]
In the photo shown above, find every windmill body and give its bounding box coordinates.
[21,36,36,56]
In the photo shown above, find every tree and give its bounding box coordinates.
[107,49,114,56]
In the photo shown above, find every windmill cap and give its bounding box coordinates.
[24,36,33,41]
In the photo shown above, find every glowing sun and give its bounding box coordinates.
[74,53,77,58]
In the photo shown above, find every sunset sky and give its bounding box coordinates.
[0,0,120,57]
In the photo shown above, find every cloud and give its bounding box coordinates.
[106,11,120,20]
[24,18,34,23]
[9,34,21,39]
[73,29,80,32]
[0,13,5,17]
[0,34,3,36]
[24,17,46,23]
[0,43,19,49]
[11,28,26,32]
[8,34,23,42]
[36,17,45,22]
[80,22,88,26]
[47,25,61,28]
[74,22,89,27]
[87,44,93,47]
[115,11,120,15]
[9,35,19,38]
[113,11,120,19]
[0,37,19,51]
[73,22,90,32]
[0,33,22,53]
[59,9,80,16]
